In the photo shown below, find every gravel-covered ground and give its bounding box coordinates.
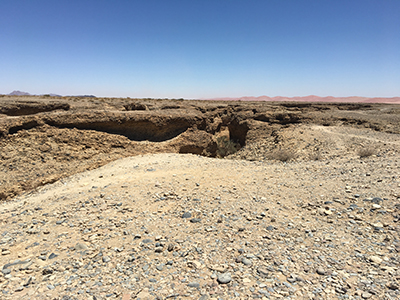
[0,152,399,300]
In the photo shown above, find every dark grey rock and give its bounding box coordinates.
[156,264,164,271]
[2,259,31,270]
[182,212,192,218]
[257,268,269,277]
[372,197,383,204]
[259,289,270,296]
[1,268,11,275]
[190,218,201,223]
[187,282,200,288]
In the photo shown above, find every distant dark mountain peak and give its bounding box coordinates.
[8,90,31,96]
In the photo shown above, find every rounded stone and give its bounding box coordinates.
[187,282,200,288]
[361,292,372,299]
[241,258,252,266]
[182,212,192,218]
[102,256,111,263]
[217,272,232,284]
[74,243,88,251]
[369,256,382,264]
[316,267,326,275]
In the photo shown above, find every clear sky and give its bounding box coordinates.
[1,0,399,98]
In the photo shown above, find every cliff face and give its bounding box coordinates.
[1,95,400,200]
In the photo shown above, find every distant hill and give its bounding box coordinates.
[8,90,31,96]
[207,95,400,104]
[4,91,94,98]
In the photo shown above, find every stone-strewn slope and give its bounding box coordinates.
[0,153,399,299]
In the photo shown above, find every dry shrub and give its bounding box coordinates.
[309,151,323,161]
[269,149,297,162]
[216,136,239,158]
[357,146,376,158]
[124,103,147,111]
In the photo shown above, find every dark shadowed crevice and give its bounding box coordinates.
[179,145,204,155]
[8,121,41,134]
[1,103,70,116]
[274,113,301,125]
[254,114,270,122]
[161,105,181,110]
[46,120,192,142]
[228,120,249,147]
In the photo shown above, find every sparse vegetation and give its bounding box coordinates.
[357,146,376,158]
[124,103,148,111]
[269,149,297,162]
[216,136,240,158]
[309,151,323,161]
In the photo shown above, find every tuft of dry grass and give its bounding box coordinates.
[309,151,323,161]
[216,136,240,158]
[269,149,297,162]
[357,146,376,158]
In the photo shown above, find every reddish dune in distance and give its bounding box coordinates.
[207,95,400,104]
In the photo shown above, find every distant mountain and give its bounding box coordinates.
[5,91,62,97]
[206,95,400,104]
[4,91,94,97]
[8,90,31,96]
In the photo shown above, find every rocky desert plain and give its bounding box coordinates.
[0,95,399,300]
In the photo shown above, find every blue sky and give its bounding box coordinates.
[1,0,399,98]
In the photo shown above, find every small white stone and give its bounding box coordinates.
[369,256,382,264]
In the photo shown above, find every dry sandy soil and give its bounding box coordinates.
[0,96,399,300]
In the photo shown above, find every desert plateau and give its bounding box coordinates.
[0,95,399,300]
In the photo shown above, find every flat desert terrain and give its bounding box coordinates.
[0,96,399,300]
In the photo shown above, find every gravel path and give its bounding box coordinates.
[0,153,399,300]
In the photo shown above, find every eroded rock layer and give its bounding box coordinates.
[1,95,400,200]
